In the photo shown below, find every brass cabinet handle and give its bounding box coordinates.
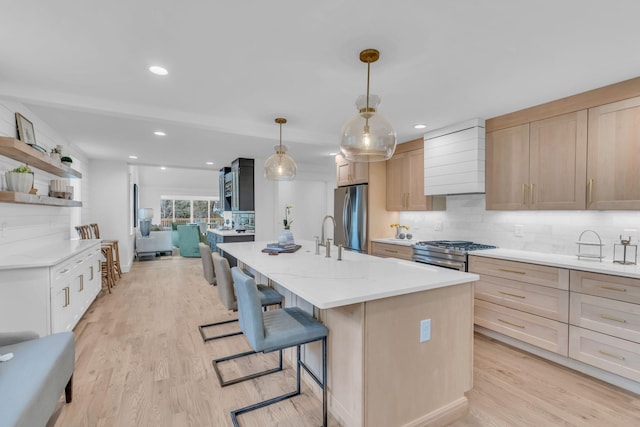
[600,285,627,292]
[63,287,70,307]
[89,266,94,281]
[598,349,625,361]
[600,313,627,323]
[60,268,69,274]
[522,183,526,205]
[588,179,593,205]
[76,259,83,264]
[498,318,525,329]
[79,275,84,292]
[530,183,534,205]
[498,268,526,275]
[498,290,526,299]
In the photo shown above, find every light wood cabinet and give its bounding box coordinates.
[336,155,368,187]
[386,138,439,211]
[370,241,413,261]
[469,256,569,356]
[587,96,640,210]
[486,110,587,210]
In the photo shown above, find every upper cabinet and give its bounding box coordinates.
[336,154,368,187]
[386,138,444,211]
[587,96,640,210]
[231,158,254,211]
[486,111,587,210]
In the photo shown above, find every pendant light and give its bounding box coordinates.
[340,49,397,162]
[264,117,297,181]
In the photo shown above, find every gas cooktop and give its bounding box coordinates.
[414,240,497,252]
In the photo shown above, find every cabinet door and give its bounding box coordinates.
[587,96,640,210]
[486,124,530,210]
[336,157,352,187]
[386,152,406,210]
[406,148,430,211]
[351,161,369,185]
[529,111,587,210]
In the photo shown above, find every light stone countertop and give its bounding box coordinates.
[371,237,417,247]
[0,239,102,270]
[208,229,255,237]
[471,248,640,279]
[217,240,478,309]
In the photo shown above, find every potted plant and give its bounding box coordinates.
[60,156,73,166]
[5,164,34,193]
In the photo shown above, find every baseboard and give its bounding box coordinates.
[401,396,468,427]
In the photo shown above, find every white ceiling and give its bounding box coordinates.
[2,1,640,172]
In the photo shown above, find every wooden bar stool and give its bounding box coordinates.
[90,223,122,279]
[100,246,115,293]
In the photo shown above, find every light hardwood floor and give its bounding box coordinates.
[53,256,640,427]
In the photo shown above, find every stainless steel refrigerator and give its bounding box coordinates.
[334,184,368,253]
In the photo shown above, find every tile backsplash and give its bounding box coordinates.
[400,194,640,259]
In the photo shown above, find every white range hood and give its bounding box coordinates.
[423,118,485,195]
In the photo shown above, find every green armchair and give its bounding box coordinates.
[177,224,201,257]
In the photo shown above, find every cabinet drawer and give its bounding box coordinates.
[469,256,568,290]
[475,275,569,322]
[475,299,568,355]
[371,242,413,261]
[570,270,640,304]
[570,293,640,344]
[569,326,640,382]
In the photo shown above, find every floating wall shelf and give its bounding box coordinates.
[0,191,82,207]
[0,137,82,178]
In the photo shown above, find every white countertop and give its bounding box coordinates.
[371,237,416,247]
[217,240,478,309]
[208,229,255,237]
[0,239,101,270]
[471,248,640,279]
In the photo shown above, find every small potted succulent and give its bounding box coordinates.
[5,164,34,193]
[60,156,73,166]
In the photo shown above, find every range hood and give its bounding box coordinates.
[423,118,485,195]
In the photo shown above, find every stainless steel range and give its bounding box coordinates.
[413,240,497,271]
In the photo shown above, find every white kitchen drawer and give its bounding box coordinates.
[570,293,640,344]
[475,299,568,355]
[370,242,413,261]
[569,325,640,382]
[570,270,640,305]
[469,256,569,290]
[475,274,569,322]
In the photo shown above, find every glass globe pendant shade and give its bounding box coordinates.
[264,117,297,181]
[340,110,397,162]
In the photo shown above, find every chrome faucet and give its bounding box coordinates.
[320,215,336,247]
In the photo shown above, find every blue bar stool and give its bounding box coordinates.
[213,267,328,427]
[199,252,282,343]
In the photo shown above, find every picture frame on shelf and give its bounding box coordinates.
[15,112,36,146]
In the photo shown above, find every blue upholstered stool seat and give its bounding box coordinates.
[256,285,284,309]
[257,307,328,353]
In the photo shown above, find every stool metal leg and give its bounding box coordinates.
[198,318,242,342]
[213,348,283,387]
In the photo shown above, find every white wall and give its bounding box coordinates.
[88,160,133,270]
[400,194,640,259]
[0,97,89,256]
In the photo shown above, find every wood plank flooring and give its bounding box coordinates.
[52,256,640,427]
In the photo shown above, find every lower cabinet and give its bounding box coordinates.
[370,241,413,261]
[471,255,640,388]
[0,242,102,337]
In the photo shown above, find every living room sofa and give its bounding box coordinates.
[136,230,173,259]
[0,331,75,427]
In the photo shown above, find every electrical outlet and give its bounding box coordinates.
[420,319,431,343]
[515,224,524,237]
[434,221,443,232]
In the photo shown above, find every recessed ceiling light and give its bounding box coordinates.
[414,124,427,129]
[160,166,166,170]
[328,152,339,156]
[206,161,214,165]
[154,131,166,136]
[129,155,138,159]
[148,65,168,76]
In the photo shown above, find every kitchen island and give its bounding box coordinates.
[217,240,479,427]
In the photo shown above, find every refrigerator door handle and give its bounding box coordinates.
[343,191,351,244]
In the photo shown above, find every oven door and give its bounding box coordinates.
[413,255,466,271]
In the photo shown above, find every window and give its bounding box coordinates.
[160,196,221,227]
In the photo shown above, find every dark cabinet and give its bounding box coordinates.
[231,158,254,211]
[219,167,232,211]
